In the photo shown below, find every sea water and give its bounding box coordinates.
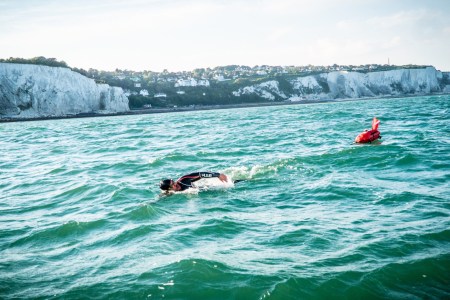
[1,95,449,299]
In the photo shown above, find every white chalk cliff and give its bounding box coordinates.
[233,67,445,101]
[0,63,129,119]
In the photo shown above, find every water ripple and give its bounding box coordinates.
[1,96,449,299]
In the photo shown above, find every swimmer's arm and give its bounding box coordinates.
[199,172,227,182]
[199,172,220,178]
[178,172,225,184]
[180,172,221,182]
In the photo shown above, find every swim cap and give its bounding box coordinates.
[160,179,172,190]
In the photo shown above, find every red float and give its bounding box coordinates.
[355,117,381,143]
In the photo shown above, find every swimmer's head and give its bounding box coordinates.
[160,179,173,191]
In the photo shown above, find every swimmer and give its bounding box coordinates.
[160,172,228,192]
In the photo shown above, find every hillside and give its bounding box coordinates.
[1,57,449,116]
[69,63,449,109]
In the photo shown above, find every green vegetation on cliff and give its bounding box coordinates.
[0,56,69,68]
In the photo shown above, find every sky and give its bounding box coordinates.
[1,0,449,72]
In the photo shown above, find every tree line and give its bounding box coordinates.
[0,56,69,68]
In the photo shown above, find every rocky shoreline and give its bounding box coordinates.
[3,93,448,123]
[0,101,320,123]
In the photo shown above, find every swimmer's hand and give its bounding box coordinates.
[219,174,228,182]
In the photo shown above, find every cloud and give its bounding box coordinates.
[1,0,450,71]
[266,27,293,42]
[336,20,354,30]
[367,9,438,28]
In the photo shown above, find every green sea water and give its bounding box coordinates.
[1,95,449,299]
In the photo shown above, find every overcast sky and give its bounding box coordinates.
[1,0,449,72]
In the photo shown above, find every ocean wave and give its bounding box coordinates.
[10,219,108,247]
[2,95,449,299]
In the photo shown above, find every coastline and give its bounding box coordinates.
[0,93,447,123]
[0,100,333,123]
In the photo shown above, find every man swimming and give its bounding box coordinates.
[160,171,229,192]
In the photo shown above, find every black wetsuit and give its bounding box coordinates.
[176,172,221,191]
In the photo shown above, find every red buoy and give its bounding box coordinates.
[355,117,381,143]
